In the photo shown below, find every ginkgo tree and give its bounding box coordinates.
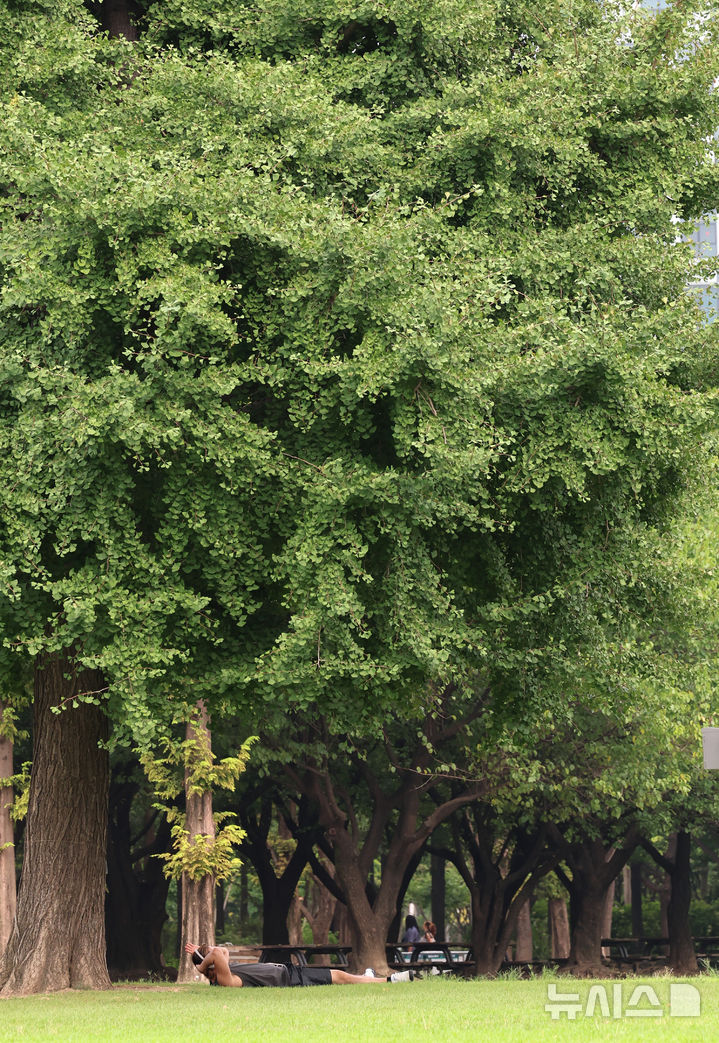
[0,0,718,993]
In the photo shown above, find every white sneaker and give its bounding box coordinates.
[364,968,377,977]
[389,970,415,982]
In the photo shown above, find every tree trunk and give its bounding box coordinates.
[515,899,533,962]
[569,883,607,974]
[453,820,554,977]
[431,853,446,942]
[469,878,529,976]
[0,705,15,957]
[561,834,636,976]
[239,862,248,935]
[238,796,322,946]
[659,845,672,958]
[176,877,183,963]
[298,762,480,975]
[331,899,352,947]
[287,889,303,946]
[549,898,570,959]
[216,881,225,936]
[0,654,110,995]
[667,832,698,975]
[105,773,171,980]
[300,855,338,955]
[622,864,631,906]
[326,834,399,974]
[600,878,615,958]
[631,861,643,939]
[177,702,215,983]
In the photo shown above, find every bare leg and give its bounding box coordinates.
[329,969,388,985]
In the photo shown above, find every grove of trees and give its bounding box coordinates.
[1,0,718,994]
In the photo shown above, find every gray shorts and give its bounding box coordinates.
[287,966,333,987]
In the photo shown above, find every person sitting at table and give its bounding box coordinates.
[185,943,415,987]
[423,921,437,943]
[401,915,422,948]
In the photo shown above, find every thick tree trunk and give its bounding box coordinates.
[177,703,215,983]
[631,861,643,938]
[455,822,554,977]
[515,899,533,962]
[549,898,570,959]
[431,853,446,942]
[0,654,110,995]
[469,879,529,976]
[560,833,636,976]
[261,885,292,944]
[299,768,479,974]
[667,832,698,975]
[287,890,303,946]
[622,864,631,906]
[659,870,670,956]
[341,877,395,976]
[0,706,16,957]
[600,879,615,958]
[179,874,215,980]
[569,884,607,974]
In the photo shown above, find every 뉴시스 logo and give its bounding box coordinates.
[545,982,701,1020]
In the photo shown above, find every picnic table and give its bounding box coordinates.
[601,937,670,960]
[386,942,475,975]
[602,936,719,961]
[257,943,353,967]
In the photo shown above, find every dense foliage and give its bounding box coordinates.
[0,0,717,752]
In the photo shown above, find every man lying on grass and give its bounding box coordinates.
[185,943,414,987]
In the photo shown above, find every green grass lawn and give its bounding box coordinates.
[0,975,715,1042]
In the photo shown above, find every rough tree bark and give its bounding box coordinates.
[600,878,615,958]
[641,832,698,975]
[0,654,110,995]
[515,899,533,962]
[0,703,15,956]
[548,897,570,960]
[552,829,637,976]
[177,702,215,983]
[431,808,554,976]
[286,693,485,974]
[298,762,480,975]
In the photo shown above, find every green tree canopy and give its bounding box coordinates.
[2,0,718,747]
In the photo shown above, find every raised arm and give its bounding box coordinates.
[184,943,241,987]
